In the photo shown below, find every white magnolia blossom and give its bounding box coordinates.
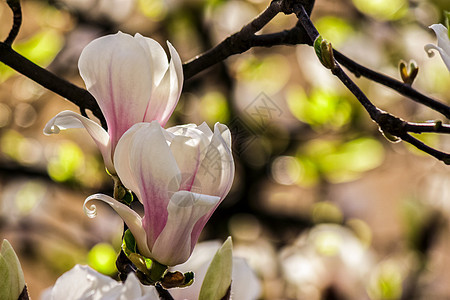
[41,241,260,300]
[40,265,158,300]
[425,24,450,71]
[84,121,234,266]
[44,32,183,173]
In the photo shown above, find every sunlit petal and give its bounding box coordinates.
[78,32,153,149]
[142,41,183,126]
[151,191,220,266]
[43,110,114,173]
[83,193,151,258]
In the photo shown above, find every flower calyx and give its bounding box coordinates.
[121,229,194,288]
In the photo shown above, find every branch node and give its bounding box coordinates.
[377,112,406,138]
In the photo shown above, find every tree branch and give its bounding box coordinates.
[183,0,315,79]
[0,42,106,127]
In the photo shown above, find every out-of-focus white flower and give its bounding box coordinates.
[425,24,450,71]
[280,224,374,300]
[170,240,261,300]
[0,239,25,300]
[44,32,183,173]
[84,121,234,266]
[41,265,159,300]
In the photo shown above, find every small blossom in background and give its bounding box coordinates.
[0,239,26,300]
[84,121,234,266]
[424,16,450,71]
[280,224,374,299]
[44,32,183,173]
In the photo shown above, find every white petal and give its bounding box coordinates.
[193,123,234,199]
[426,24,450,71]
[196,122,214,139]
[48,265,119,300]
[134,33,169,86]
[430,24,450,55]
[79,32,153,149]
[142,41,183,126]
[43,110,114,173]
[151,191,220,266]
[230,258,261,300]
[84,194,151,258]
[166,126,211,191]
[114,122,181,247]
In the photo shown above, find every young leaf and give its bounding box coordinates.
[199,237,233,300]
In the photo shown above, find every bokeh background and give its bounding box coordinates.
[1,0,450,299]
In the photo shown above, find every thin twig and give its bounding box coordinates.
[333,50,450,119]
[4,0,22,46]
[404,121,450,134]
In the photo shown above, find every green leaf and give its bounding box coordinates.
[199,237,233,300]
[0,240,25,300]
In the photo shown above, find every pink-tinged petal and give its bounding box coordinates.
[114,122,181,248]
[425,24,450,71]
[151,191,220,266]
[43,110,114,173]
[78,32,153,150]
[142,41,183,126]
[83,193,151,258]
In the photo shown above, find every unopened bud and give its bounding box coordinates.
[0,240,25,300]
[314,36,336,69]
[399,60,419,85]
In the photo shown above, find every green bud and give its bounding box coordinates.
[199,237,233,300]
[0,240,25,300]
[314,35,336,69]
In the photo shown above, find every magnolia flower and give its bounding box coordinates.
[425,24,450,71]
[44,32,183,173]
[40,265,159,300]
[41,240,260,300]
[84,121,234,266]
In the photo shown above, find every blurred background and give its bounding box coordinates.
[0,0,450,299]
